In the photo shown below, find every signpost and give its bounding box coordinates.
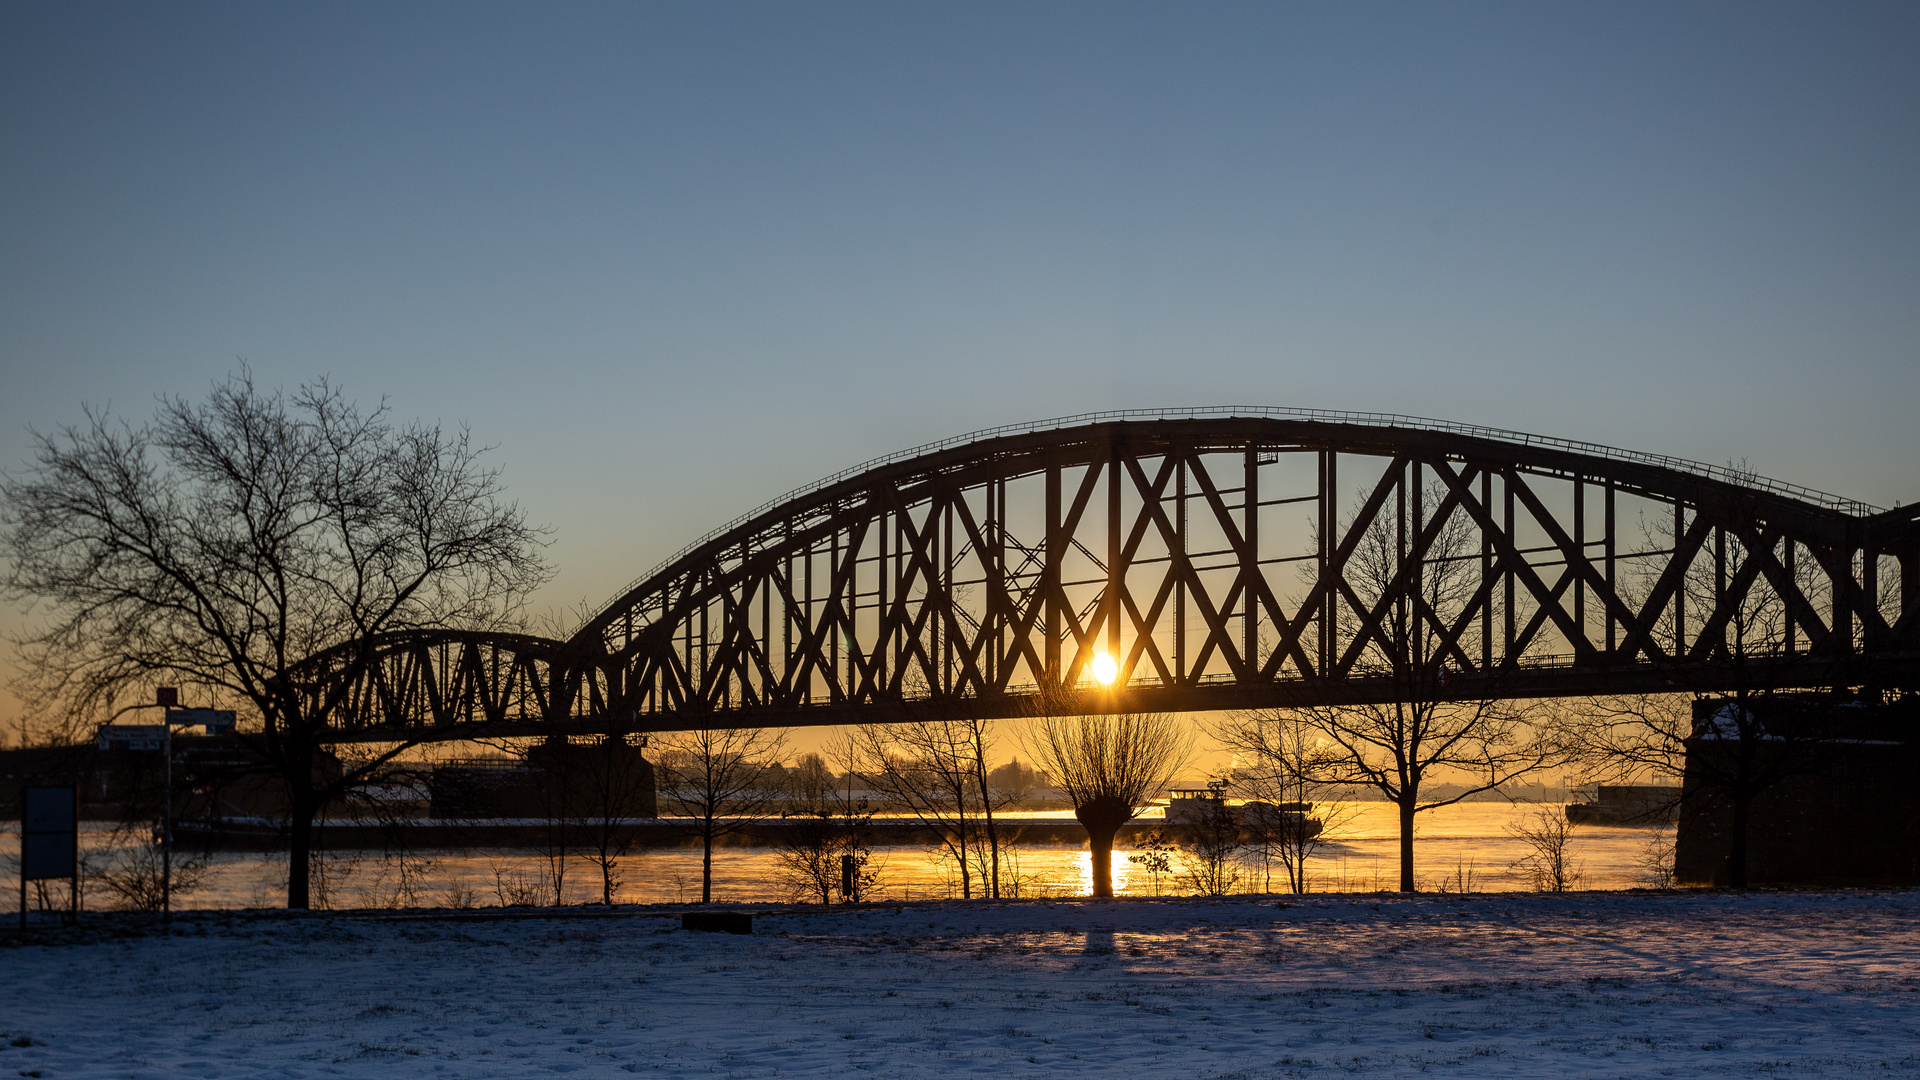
[20,786,78,930]
[156,702,234,918]
[88,688,238,919]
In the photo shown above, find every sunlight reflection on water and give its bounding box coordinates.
[4,801,1665,910]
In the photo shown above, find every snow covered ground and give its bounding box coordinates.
[3,890,1917,1078]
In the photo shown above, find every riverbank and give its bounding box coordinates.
[165,813,1165,851]
[8,802,1673,908]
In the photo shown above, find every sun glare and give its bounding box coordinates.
[1089,652,1119,686]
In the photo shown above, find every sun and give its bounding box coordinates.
[1089,652,1120,686]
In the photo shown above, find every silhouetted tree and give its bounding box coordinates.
[1211,710,1352,894]
[563,733,657,905]
[0,371,549,908]
[1025,705,1190,898]
[1507,805,1582,892]
[1177,778,1243,896]
[1301,482,1562,892]
[654,725,788,903]
[1572,484,1842,888]
[773,737,876,904]
[1125,831,1177,896]
[853,713,1012,898]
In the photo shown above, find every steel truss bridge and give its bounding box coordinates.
[293,409,1920,742]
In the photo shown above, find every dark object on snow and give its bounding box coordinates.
[682,911,753,935]
[21,785,79,929]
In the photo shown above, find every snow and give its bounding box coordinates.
[4,890,1918,1077]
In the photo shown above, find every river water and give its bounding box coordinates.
[7,802,1670,911]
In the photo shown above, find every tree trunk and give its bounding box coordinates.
[281,745,325,911]
[982,793,1000,900]
[972,746,1001,899]
[702,817,714,904]
[1398,798,1417,893]
[951,834,972,899]
[954,799,972,899]
[1727,789,1751,889]
[1076,796,1133,897]
[287,803,315,910]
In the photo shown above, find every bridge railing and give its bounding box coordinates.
[581,406,1880,639]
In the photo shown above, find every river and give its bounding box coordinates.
[7,801,1670,910]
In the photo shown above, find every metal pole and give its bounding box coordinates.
[162,719,172,920]
[69,805,78,928]
[1108,432,1121,661]
[1176,450,1186,683]
[1244,445,1258,674]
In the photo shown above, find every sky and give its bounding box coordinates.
[2,2,1917,748]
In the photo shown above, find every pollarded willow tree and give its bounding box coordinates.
[1025,704,1190,898]
[0,371,550,909]
[1302,482,1565,893]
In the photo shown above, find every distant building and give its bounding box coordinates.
[1,734,340,824]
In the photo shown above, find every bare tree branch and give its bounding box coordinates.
[1,369,551,907]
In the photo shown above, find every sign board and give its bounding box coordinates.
[166,708,236,735]
[22,786,77,881]
[98,724,167,751]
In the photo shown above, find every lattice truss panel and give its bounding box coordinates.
[578,421,1914,722]
[299,417,1917,737]
[303,633,578,735]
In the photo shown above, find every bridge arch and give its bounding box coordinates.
[307,408,1920,740]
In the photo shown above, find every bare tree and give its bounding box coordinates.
[1125,831,1177,896]
[772,737,877,904]
[488,857,545,907]
[1573,690,1842,888]
[1302,483,1562,892]
[530,745,573,905]
[1634,821,1678,889]
[94,834,211,911]
[1212,710,1352,894]
[1572,491,1840,888]
[1025,707,1190,898]
[853,714,1012,898]
[1507,806,1582,892]
[568,734,657,905]
[653,725,788,903]
[771,751,838,903]
[1177,778,1243,897]
[0,371,549,908]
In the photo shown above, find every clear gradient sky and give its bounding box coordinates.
[3,1,1917,641]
